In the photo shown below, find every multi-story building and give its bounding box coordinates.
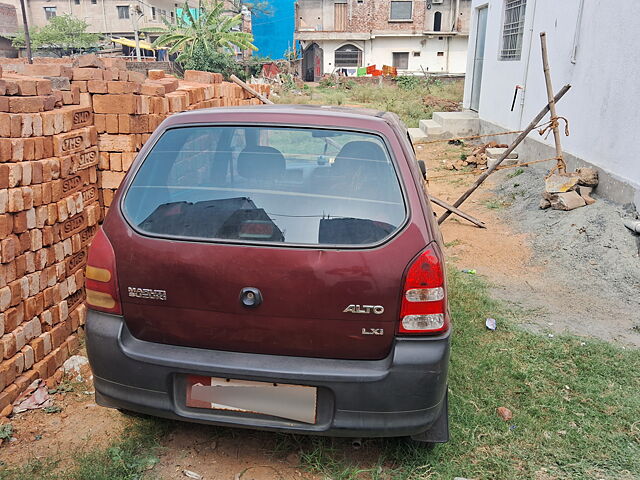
[294,0,471,81]
[9,0,251,55]
[0,2,18,57]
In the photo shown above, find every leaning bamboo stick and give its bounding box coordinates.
[230,74,274,105]
[438,84,572,225]
[430,195,486,228]
[540,32,566,173]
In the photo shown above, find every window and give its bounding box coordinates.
[500,0,527,60]
[413,51,420,57]
[392,52,409,69]
[433,11,442,31]
[437,51,444,56]
[170,11,175,22]
[92,0,97,4]
[152,6,156,19]
[117,5,130,19]
[123,126,406,247]
[390,1,412,21]
[74,0,80,5]
[43,7,56,20]
[335,44,362,67]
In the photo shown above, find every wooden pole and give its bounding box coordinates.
[230,74,273,105]
[438,84,571,225]
[429,195,486,228]
[540,32,566,173]
[18,0,32,64]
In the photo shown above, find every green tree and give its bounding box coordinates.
[12,15,100,56]
[146,0,257,64]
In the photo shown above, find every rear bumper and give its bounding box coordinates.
[85,311,450,438]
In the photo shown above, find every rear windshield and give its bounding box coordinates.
[122,126,406,246]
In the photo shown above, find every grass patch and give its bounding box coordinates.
[273,80,463,128]
[0,418,168,480]
[274,270,640,479]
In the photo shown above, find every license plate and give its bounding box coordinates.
[185,376,317,424]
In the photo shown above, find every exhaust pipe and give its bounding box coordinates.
[624,219,640,234]
[351,438,363,449]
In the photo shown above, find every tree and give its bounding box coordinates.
[146,0,257,64]
[12,15,100,56]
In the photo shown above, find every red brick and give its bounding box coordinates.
[92,94,137,114]
[9,96,45,113]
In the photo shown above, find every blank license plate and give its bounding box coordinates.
[185,375,317,424]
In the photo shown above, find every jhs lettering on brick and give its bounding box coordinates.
[74,148,98,170]
[80,224,98,247]
[81,185,99,205]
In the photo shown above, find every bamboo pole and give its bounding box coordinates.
[438,84,571,225]
[230,75,274,105]
[540,32,566,173]
[429,195,486,228]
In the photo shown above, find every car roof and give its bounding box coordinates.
[169,104,408,131]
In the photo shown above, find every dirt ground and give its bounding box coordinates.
[1,140,638,478]
[416,141,640,347]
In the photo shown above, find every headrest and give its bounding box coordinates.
[237,146,286,181]
[334,141,387,170]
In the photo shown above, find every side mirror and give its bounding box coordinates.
[418,160,427,179]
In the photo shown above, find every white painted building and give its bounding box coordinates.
[295,0,471,81]
[463,0,640,207]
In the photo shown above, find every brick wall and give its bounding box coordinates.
[0,55,269,415]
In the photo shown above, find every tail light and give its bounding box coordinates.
[85,228,122,315]
[398,244,448,335]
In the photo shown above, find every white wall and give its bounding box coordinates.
[316,35,468,74]
[463,0,640,203]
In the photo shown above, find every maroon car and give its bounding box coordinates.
[84,105,451,443]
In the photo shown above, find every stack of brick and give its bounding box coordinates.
[94,68,270,216]
[0,56,270,412]
[0,68,100,415]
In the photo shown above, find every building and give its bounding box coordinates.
[462,0,640,208]
[0,2,18,57]
[294,0,471,81]
[8,0,251,53]
[8,0,190,38]
[252,0,295,59]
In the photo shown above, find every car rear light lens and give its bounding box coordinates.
[399,244,448,335]
[85,228,122,315]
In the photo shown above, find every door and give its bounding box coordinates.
[470,6,488,112]
[302,43,323,82]
[334,3,347,31]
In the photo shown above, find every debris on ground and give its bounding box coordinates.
[461,269,477,275]
[12,380,53,414]
[542,167,600,211]
[485,318,497,331]
[63,355,90,381]
[445,141,510,170]
[183,470,203,479]
[0,423,14,446]
[496,407,513,421]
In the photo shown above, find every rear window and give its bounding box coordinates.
[122,126,406,246]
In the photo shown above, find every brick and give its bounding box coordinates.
[93,94,137,114]
[107,81,140,94]
[148,69,165,80]
[9,96,45,113]
[98,133,141,152]
[184,70,214,84]
[74,54,104,69]
[72,68,103,81]
[52,128,91,156]
[87,80,108,94]
[99,171,126,189]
